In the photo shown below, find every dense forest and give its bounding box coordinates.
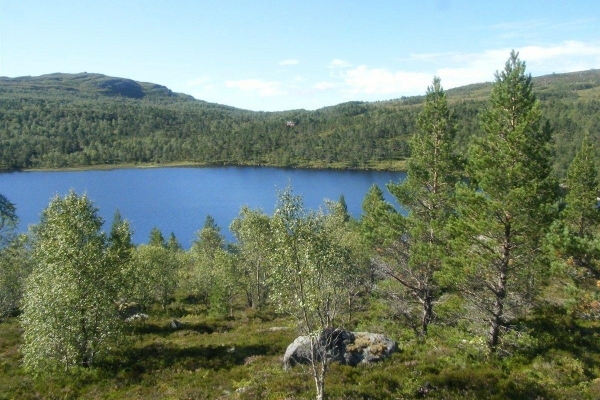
[2,53,600,399]
[1,68,600,176]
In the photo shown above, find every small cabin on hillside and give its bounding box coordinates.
[286,121,296,127]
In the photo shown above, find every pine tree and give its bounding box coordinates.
[449,51,557,352]
[188,215,233,314]
[360,184,403,250]
[167,232,183,251]
[108,210,134,268]
[546,134,600,317]
[562,133,600,239]
[149,226,166,247]
[383,77,460,336]
[0,193,17,247]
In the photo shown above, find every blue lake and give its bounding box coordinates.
[0,166,406,247]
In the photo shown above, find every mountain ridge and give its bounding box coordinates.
[3,68,600,111]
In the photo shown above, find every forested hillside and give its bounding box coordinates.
[1,70,600,175]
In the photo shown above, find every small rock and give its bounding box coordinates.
[124,313,148,323]
[171,319,183,330]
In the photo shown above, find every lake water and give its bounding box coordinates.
[0,166,406,247]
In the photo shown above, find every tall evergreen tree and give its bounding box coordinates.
[188,215,233,314]
[0,194,17,247]
[449,51,557,352]
[108,210,134,267]
[383,77,460,336]
[547,133,600,317]
[149,226,166,247]
[166,232,183,251]
[360,184,402,250]
[562,133,600,240]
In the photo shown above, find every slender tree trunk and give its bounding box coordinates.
[421,292,433,336]
[489,223,510,352]
[255,266,262,310]
[309,336,326,400]
[488,287,504,352]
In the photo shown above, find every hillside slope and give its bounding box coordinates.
[1,70,599,175]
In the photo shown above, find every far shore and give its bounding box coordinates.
[6,159,408,173]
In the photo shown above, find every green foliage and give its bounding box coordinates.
[449,51,558,352]
[21,191,124,371]
[269,187,355,330]
[127,244,182,310]
[3,305,600,399]
[0,193,28,318]
[5,57,600,398]
[166,232,183,251]
[269,186,366,399]
[3,70,600,174]
[107,210,134,276]
[186,216,236,315]
[360,184,403,249]
[381,77,461,336]
[0,193,17,247]
[563,133,600,238]
[546,134,600,318]
[0,235,33,318]
[230,206,274,310]
[148,226,166,247]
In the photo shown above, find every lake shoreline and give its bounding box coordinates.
[6,159,408,173]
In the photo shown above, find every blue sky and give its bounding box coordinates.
[1,1,599,111]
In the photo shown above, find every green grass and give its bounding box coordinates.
[2,300,600,399]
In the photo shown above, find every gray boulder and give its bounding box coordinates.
[343,332,398,365]
[283,329,397,369]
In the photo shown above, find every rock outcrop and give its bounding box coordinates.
[283,329,397,369]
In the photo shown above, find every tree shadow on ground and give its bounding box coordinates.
[98,342,274,383]
[126,320,223,336]
[526,304,600,358]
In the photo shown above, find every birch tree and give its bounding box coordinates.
[21,191,123,371]
[269,187,357,400]
[230,206,274,310]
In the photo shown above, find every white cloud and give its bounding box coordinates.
[225,79,287,97]
[406,41,600,90]
[322,41,600,99]
[313,81,336,90]
[186,41,600,111]
[279,59,299,66]
[519,41,600,72]
[341,66,432,95]
[328,59,352,69]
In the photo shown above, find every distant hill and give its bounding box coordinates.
[1,70,599,175]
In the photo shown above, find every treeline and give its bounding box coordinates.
[1,70,600,175]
